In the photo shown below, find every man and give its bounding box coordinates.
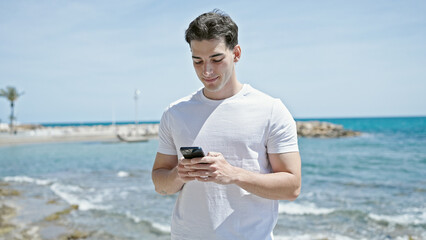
[152,9,301,240]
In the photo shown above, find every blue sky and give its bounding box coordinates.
[1,0,425,124]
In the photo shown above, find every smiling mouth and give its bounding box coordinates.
[203,76,219,82]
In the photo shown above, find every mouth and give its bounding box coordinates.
[203,76,219,83]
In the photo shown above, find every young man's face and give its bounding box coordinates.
[190,38,241,99]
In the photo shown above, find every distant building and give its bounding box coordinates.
[0,123,9,132]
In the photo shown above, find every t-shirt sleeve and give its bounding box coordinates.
[267,99,299,154]
[157,109,178,155]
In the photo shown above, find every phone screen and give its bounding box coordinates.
[180,147,205,159]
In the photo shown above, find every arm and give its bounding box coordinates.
[151,152,184,195]
[151,152,199,195]
[234,152,301,200]
[183,151,301,200]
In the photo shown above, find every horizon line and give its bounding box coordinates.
[4,114,424,126]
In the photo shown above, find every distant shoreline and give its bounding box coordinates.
[0,124,159,147]
[0,120,362,147]
[7,115,424,128]
[40,121,160,127]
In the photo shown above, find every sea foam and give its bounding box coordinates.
[151,222,171,234]
[125,210,142,223]
[369,210,426,225]
[124,211,171,234]
[275,233,363,240]
[279,202,335,215]
[3,176,54,186]
[117,171,130,178]
[50,183,112,211]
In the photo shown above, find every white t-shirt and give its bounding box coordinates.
[157,84,299,240]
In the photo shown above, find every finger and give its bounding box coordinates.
[178,171,197,181]
[190,157,210,164]
[197,176,212,182]
[180,176,196,182]
[177,168,195,176]
[177,169,190,174]
[188,170,211,177]
[199,153,223,163]
[180,158,195,165]
[190,163,211,169]
[177,163,192,171]
[206,152,221,157]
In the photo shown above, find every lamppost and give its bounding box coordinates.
[134,89,141,133]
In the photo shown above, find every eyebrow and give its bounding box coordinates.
[192,53,224,59]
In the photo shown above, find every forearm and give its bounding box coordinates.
[233,168,301,200]
[152,167,185,195]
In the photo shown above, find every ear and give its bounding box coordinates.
[233,45,241,63]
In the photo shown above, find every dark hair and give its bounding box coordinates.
[185,9,238,50]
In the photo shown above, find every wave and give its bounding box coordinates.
[279,202,335,215]
[50,183,112,211]
[117,171,130,178]
[151,222,171,234]
[124,210,142,223]
[275,233,361,240]
[3,176,111,212]
[123,210,171,234]
[369,210,426,225]
[3,175,54,185]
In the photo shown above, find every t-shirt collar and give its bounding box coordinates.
[198,84,249,105]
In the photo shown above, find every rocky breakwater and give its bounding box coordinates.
[296,121,361,138]
[0,124,160,146]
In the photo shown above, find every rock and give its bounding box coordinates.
[296,121,361,138]
[44,205,79,221]
[46,199,60,204]
[0,187,20,197]
[0,204,17,236]
[59,230,90,239]
[0,223,15,236]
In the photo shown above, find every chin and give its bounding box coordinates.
[204,84,223,93]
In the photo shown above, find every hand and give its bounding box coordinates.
[183,152,238,184]
[176,158,198,183]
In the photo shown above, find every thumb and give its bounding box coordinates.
[207,152,221,157]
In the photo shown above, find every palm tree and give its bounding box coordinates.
[0,86,24,133]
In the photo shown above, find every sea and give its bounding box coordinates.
[0,117,425,240]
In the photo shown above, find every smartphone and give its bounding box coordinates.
[180,147,205,159]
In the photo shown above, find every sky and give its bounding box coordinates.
[1,0,425,124]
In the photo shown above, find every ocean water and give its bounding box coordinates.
[1,117,425,239]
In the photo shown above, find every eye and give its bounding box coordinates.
[194,61,203,65]
[212,58,224,63]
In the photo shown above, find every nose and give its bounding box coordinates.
[202,62,213,77]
